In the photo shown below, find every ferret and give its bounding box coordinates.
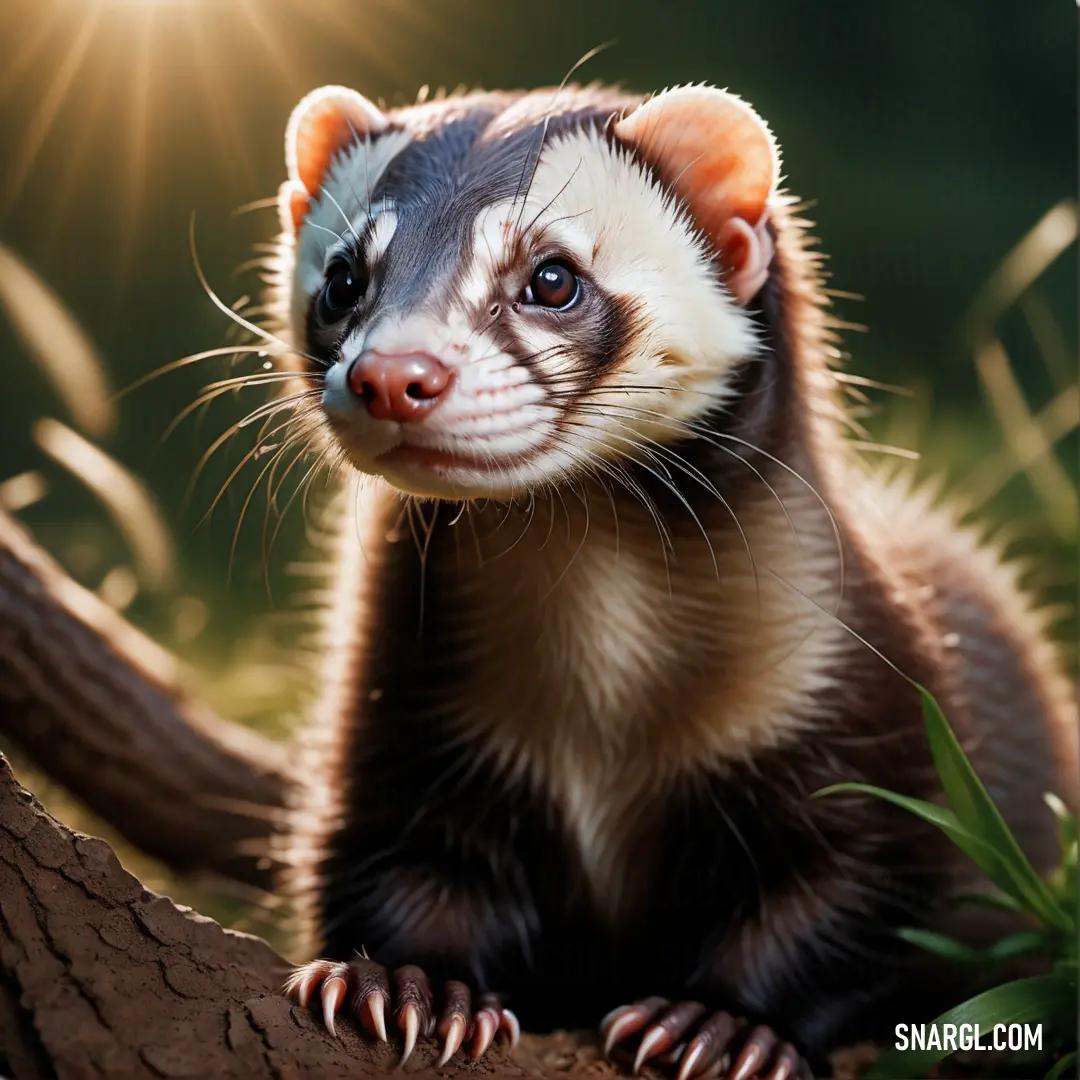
[253,80,1079,1079]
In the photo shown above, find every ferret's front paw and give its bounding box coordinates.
[601,997,811,1080]
[284,956,519,1066]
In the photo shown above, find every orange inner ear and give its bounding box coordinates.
[718,217,754,274]
[287,86,386,201]
[296,103,364,196]
[283,182,311,234]
[614,87,778,236]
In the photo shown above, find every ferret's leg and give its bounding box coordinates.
[600,749,948,1079]
[287,718,568,1065]
[288,829,538,1064]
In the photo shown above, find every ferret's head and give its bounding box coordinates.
[277,83,780,500]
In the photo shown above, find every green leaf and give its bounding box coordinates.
[894,924,1054,967]
[1044,792,1078,908]
[897,927,1049,964]
[982,930,1049,961]
[916,686,1073,933]
[897,928,984,962]
[954,890,1026,915]
[1053,955,1078,982]
[865,973,1076,1079]
[1044,1051,1078,1080]
[814,782,1019,890]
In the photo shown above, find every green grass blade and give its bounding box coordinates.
[1043,793,1077,854]
[866,974,1075,1079]
[982,930,1049,961]
[1043,793,1078,907]
[918,687,1070,932]
[954,890,1027,915]
[897,928,984,962]
[1044,1051,1078,1080]
[815,782,1017,887]
[815,783,972,834]
[897,927,1048,964]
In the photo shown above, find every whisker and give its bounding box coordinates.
[225,439,296,587]
[318,185,362,246]
[583,418,760,609]
[259,430,320,588]
[195,412,308,526]
[186,397,316,513]
[164,386,319,451]
[266,444,326,577]
[189,213,327,369]
[114,345,280,402]
[510,42,614,235]
[232,196,281,216]
[568,400,843,616]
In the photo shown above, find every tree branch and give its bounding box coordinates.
[0,509,293,891]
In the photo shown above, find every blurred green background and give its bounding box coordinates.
[0,0,1075,929]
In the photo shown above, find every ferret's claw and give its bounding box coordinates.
[320,974,347,1037]
[762,1042,807,1080]
[634,1025,673,1074]
[677,1010,738,1080]
[602,1008,641,1057]
[675,1041,710,1080]
[728,1025,777,1080]
[358,991,388,1042]
[469,1008,498,1060]
[284,964,319,1010]
[398,1003,420,1067]
[285,958,343,1011]
[634,1002,708,1073]
[499,1007,521,1050]
[437,1014,467,1067]
[601,996,669,1057]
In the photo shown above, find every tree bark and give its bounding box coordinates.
[0,509,292,892]
[0,753,610,1080]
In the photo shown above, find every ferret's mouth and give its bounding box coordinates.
[369,439,553,498]
[376,443,542,472]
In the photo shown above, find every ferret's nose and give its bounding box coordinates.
[346,351,451,422]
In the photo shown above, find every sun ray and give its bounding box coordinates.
[0,2,67,104]
[117,3,157,277]
[181,1,257,192]
[235,0,306,101]
[42,42,119,255]
[2,5,102,213]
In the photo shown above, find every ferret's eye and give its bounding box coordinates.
[318,260,366,321]
[524,261,580,310]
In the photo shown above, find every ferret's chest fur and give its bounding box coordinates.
[388,473,849,925]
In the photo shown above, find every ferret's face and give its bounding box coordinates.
[278,85,779,499]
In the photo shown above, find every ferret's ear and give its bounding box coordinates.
[614,86,779,305]
[279,85,386,234]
